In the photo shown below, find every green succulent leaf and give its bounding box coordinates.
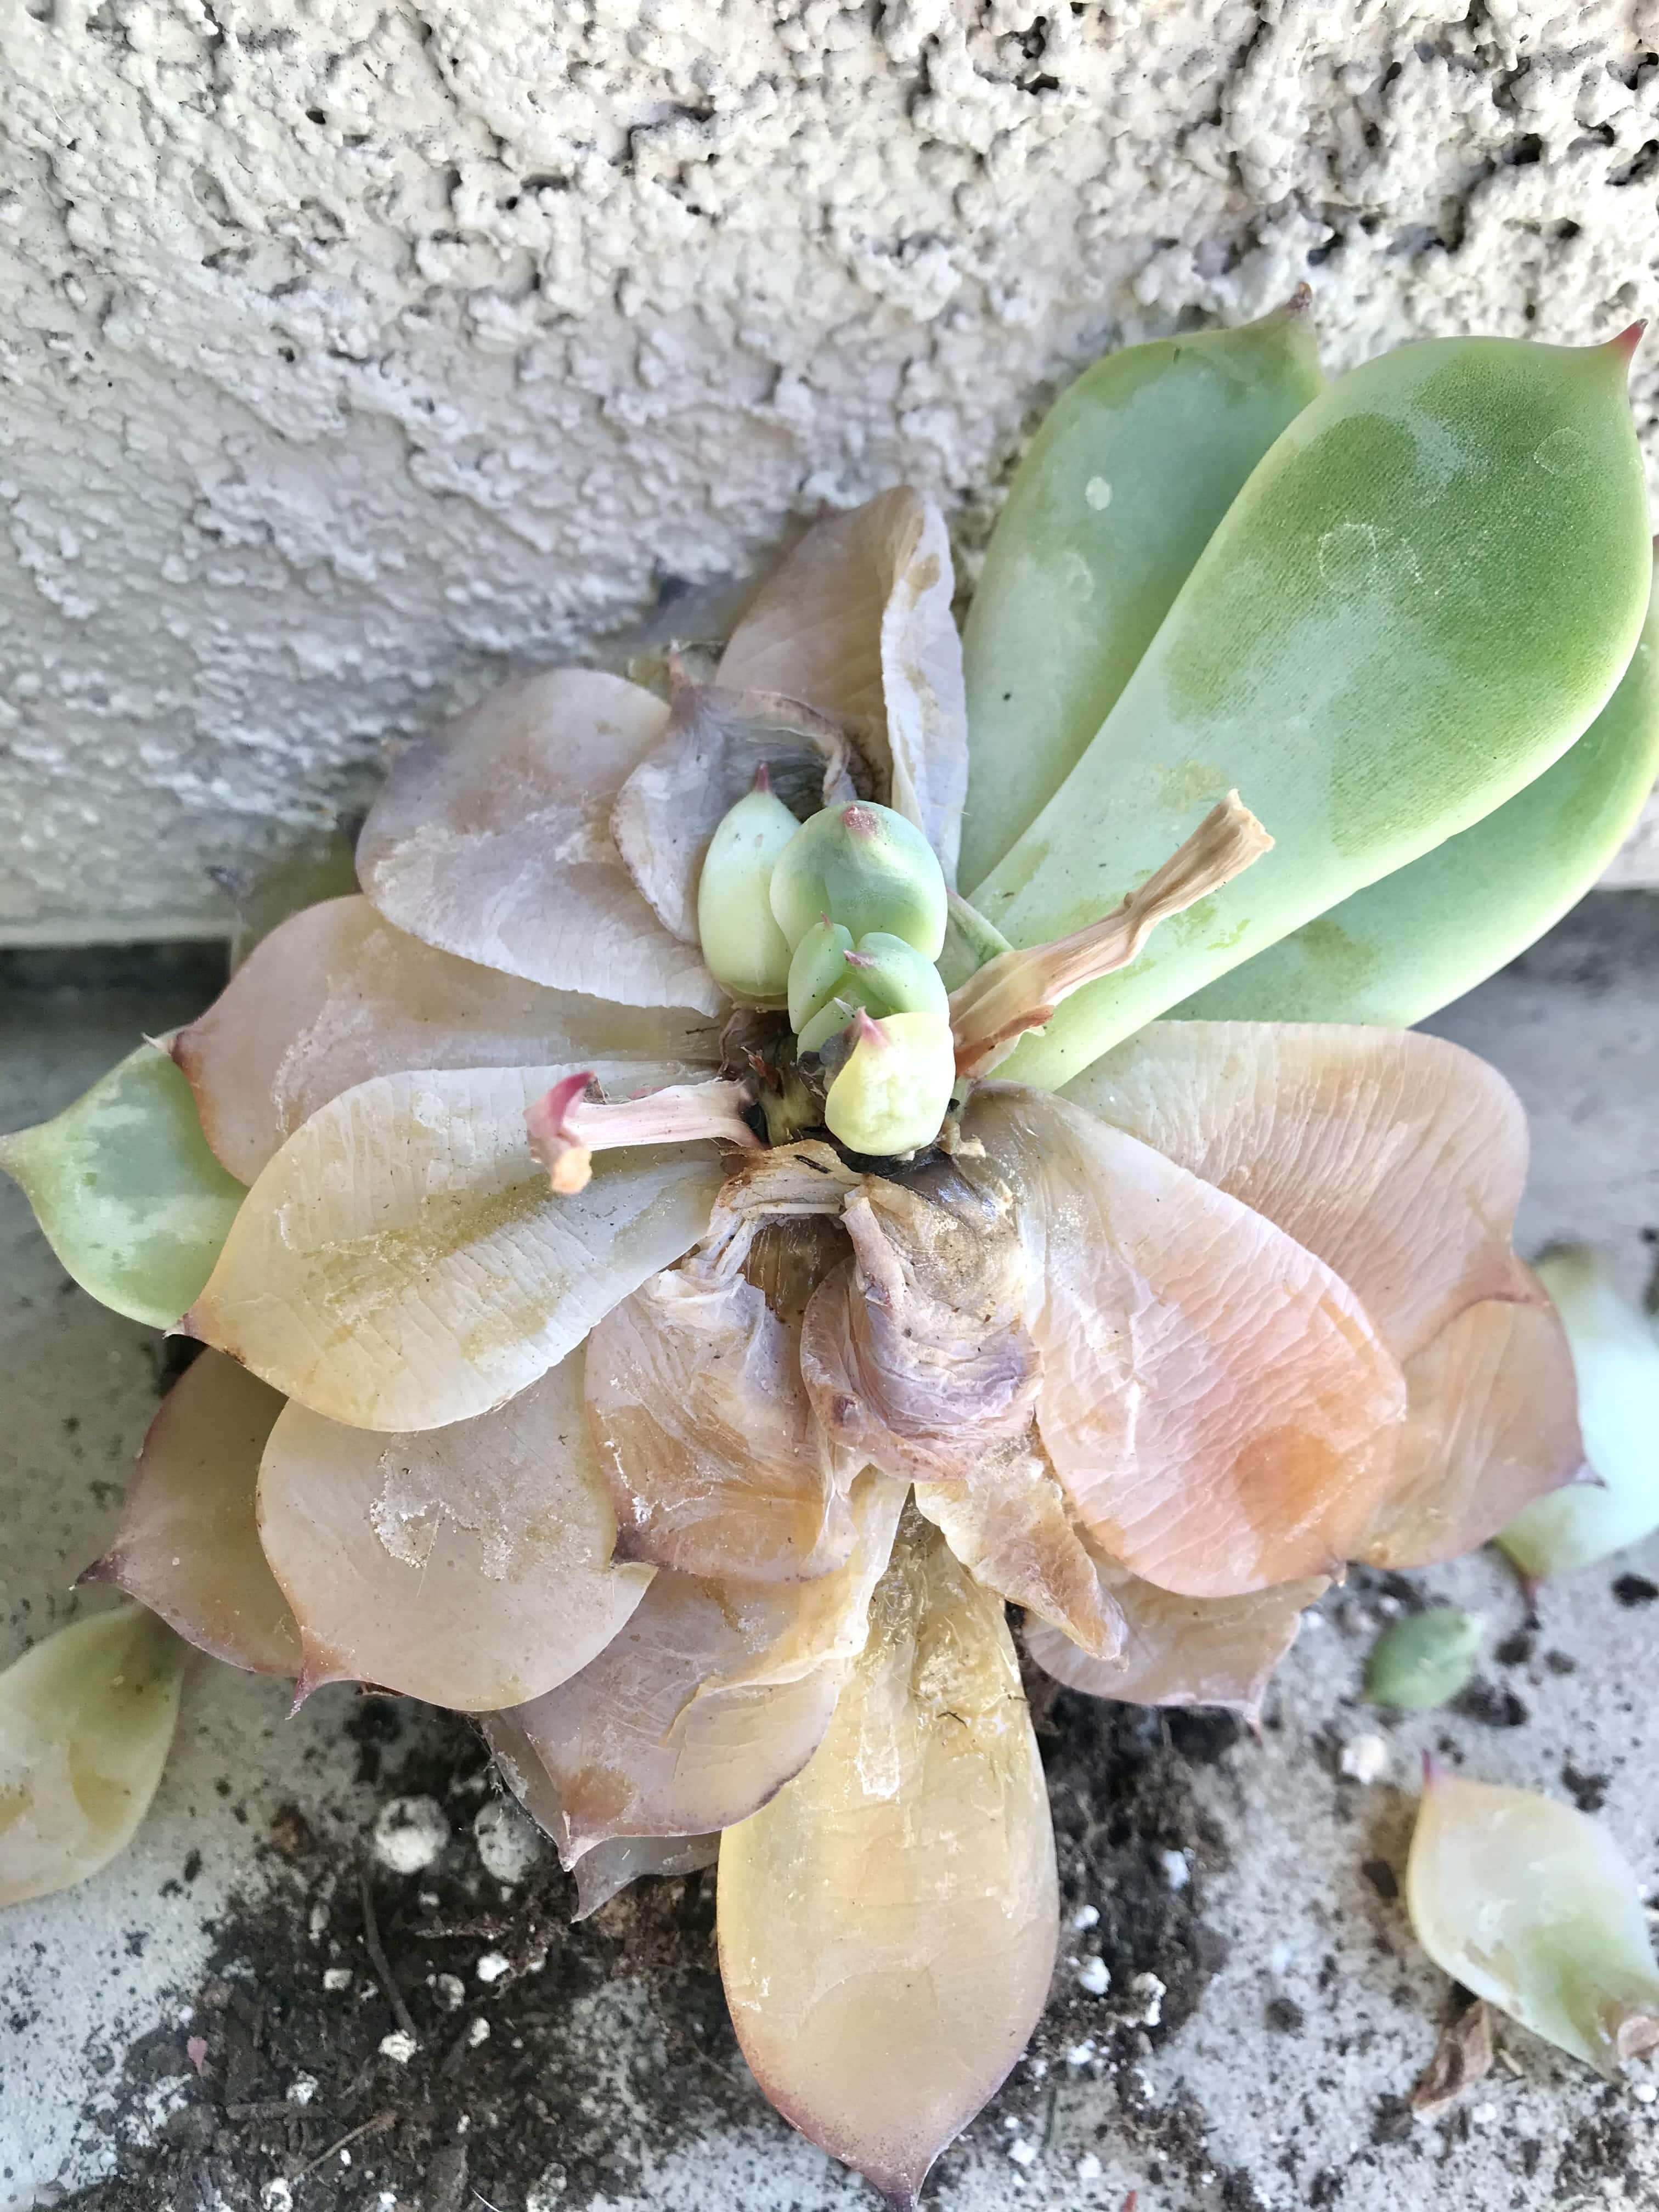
[1365,1607,1483,1710]
[0,1042,246,1330]
[1498,1247,1659,1581]
[1173,554,1659,1025]
[969,334,1651,1090]
[960,296,1323,891]
[0,1603,187,1910]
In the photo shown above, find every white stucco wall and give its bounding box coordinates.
[3,0,1659,941]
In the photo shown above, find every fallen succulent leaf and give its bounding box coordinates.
[1366,1609,1483,1711]
[0,1605,187,1909]
[1408,1763,1659,2075]
[1499,1246,1659,1579]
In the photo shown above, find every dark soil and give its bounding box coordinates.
[64,1672,1261,2211]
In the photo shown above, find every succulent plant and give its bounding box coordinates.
[4,303,1657,2201]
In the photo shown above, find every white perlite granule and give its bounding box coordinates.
[371,1796,450,1876]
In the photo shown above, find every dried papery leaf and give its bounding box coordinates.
[799,1164,1041,1485]
[968,1086,1406,1595]
[184,1060,724,1432]
[257,1353,652,1710]
[217,823,361,970]
[1412,1998,1494,2120]
[612,681,858,943]
[718,1511,1058,2209]
[950,794,1272,1080]
[718,489,969,881]
[585,1154,858,1582]
[1408,1764,1659,2076]
[504,1477,905,1861]
[0,1604,187,1909]
[483,1709,723,1917]
[1358,1294,1584,1570]
[1068,1023,1535,1362]
[0,1043,245,1330]
[356,668,722,1013]
[174,896,719,1184]
[83,1351,300,1677]
[1023,1556,1324,1718]
[1499,1246,1659,1580]
[914,1432,1124,1661]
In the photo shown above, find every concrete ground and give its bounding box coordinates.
[2,900,1658,2210]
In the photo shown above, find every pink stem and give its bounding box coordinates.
[527,1071,759,1195]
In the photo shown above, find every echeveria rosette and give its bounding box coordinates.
[1,311,1654,2202]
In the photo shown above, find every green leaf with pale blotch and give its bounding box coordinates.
[958,298,1323,891]
[1173,557,1659,1024]
[969,335,1651,1090]
[0,1604,186,1909]
[0,1044,245,1329]
[1498,1248,1659,1581]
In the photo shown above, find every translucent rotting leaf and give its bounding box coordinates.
[1067,1022,1536,1361]
[718,1510,1058,2210]
[1499,1246,1659,1581]
[1366,1608,1482,1710]
[968,1085,1406,1595]
[584,1149,859,1584]
[83,1350,300,1677]
[973,334,1650,1089]
[0,1604,187,1910]
[960,295,1323,889]
[913,1431,1125,1661]
[1173,547,1659,1028]
[216,822,360,971]
[499,1476,905,1861]
[717,488,969,883]
[481,1711,721,1920]
[183,1061,726,1432]
[1024,1553,1325,1720]
[356,667,723,1013]
[612,680,858,945]
[174,895,720,1184]
[0,1043,245,1331]
[799,1161,1040,1485]
[1357,1294,1584,1571]
[257,1351,653,1711]
[1408,1764,1659,2076]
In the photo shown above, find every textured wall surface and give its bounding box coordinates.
[4,0,1659,940]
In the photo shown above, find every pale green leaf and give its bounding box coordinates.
[0,1604,187,1909]
[1498,1246,1659,1579]
[1409,1765,1659,2075]
[0,1044,245,1330]
[960,296,1323,889]
[971,335,1650,1088]
[1174,556,1659,1024]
